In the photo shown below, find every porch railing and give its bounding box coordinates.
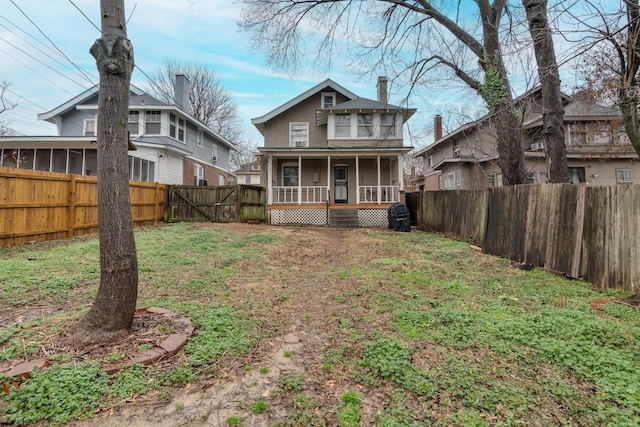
[272,186,328,204]
[358,185,399,203]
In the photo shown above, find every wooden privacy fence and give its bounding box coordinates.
[164,184,266,223]
[410,184,640,294]
[0,166,166,247]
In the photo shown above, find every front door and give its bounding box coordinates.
[334,166,348,203]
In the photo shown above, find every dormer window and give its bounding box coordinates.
[321,92,336,109]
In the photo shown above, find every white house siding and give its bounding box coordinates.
[157,153,184,185]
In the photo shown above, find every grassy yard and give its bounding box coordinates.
[0,223,638,426]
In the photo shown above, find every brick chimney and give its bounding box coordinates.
[175,74,190,110]
[377,76,388,104]
[434,114,442,142]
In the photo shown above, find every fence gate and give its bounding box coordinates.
[164,185,266,223]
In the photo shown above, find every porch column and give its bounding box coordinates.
[267,154,273,205]
[355,155,360,205]
[298,155,302,205]
[327,155,331,203]
[377,155,381,204]
[397,154,404,190]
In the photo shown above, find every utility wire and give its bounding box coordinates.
[9,0,96,86]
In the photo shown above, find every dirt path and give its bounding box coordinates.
[72,226,383,427]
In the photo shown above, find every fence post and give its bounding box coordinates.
[67,175,76,238]
[154,182,160,225]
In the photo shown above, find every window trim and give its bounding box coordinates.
[321,92,336,109]
[357,113,373,138]
[617,168,631,183]
[194,163,205,186]
[83,119,96,136]
[289,122,309,147]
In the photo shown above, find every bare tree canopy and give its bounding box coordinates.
[145,61,243,143]
[566,0,640,158]
[66,0,138,346]
[239,0,528,184]
[0,78,18,136]
[145,60,257,170]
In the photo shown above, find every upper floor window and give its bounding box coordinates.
[145,111,161,134]
[212,145,219,163]
[128,110,140,135]
[428,153,433,168]
[569,123,587,146]
[381,113,396,138]
[290,122,309,147]
[321,92,336,109]
[197,128,203,147]
[84,119,96,136]
[357,114,373,138]
[169,113,176,138]
[617,169,631,183]
[335,114,351,138]
[178,118,185,142]
[251,164,260,171]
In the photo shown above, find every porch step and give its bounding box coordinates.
[329,209,360,228]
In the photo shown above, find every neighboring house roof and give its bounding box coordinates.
[251,79,359,133]
[233,162,261,174]
[38,83,237,152]
[523,99,621,128]
[316,97,417,125]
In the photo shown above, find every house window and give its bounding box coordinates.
[84,119,96,136]
[145,110,161,134]
[18,149,34,170]
[212,145,218,163]
[381,113,396,138]
[251,164,260,171]
[290,122,308,147]
[245,175,252,184]
[35,149,51,171]
[169,113,176,138]
[569,123,586,146]
[321,92,336,109]
[1,148,18,167]
[197,128,203,148]
[428,154,433,168]
[617,169,631,183]
[178,118,185,142]
[194,164,205,186]
[441,170,461,190]
[335,114,351,138]
[283,165,299,186]
[219,175,226,185]
[568,167,586,184]
[128,110,140,135]
[357,114,373,137]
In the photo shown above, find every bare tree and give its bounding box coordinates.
[566,0,640,158]
[145,60,256,170]
[239,0,528,184]
[0,78,17,136]
[67,0,138,345]
[523,0,569,183]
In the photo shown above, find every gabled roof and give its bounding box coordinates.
[38,84,147,123]
[251,79,359,133]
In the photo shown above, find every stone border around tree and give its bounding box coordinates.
[1,307,193,380]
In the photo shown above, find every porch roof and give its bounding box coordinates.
[257,146,413,157]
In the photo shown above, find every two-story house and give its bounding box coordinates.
[233,160,262,186]
[0,75,236,186]
[252,77,416,226]
[415,89,640,190]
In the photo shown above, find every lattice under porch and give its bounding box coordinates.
[268,204,391,227]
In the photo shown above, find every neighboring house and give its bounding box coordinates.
[0,74,236,186]
[415,89,640,190]
[233,160,262,186]
[252,77,416,226]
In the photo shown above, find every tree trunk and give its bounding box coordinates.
[523,0,569,183]
[67,0,137,346]
[478,0,527,185]
[620,0,640,157]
